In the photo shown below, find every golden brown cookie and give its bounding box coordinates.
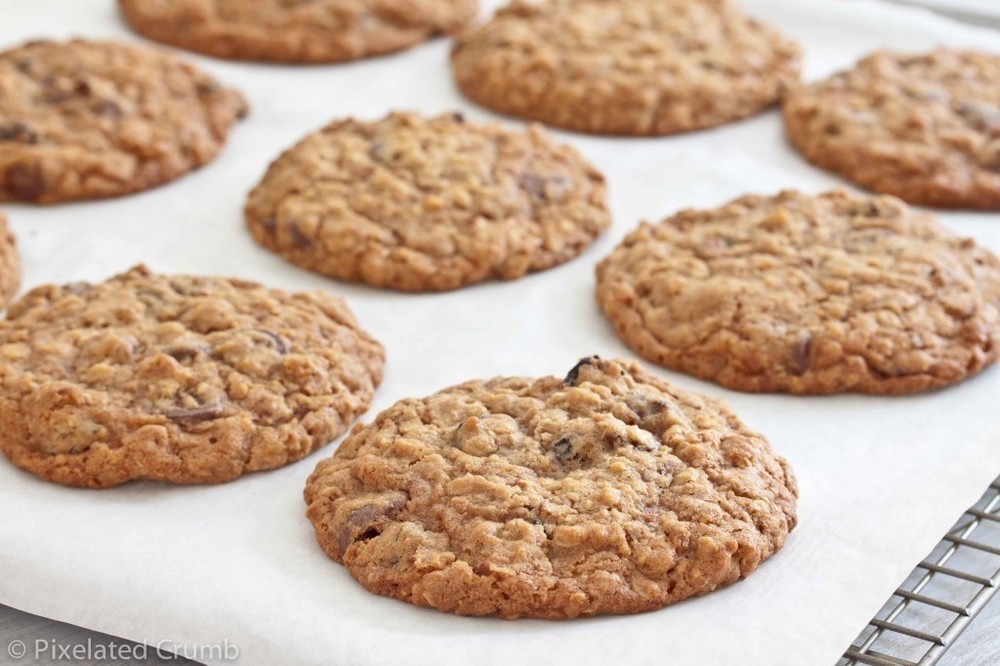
[596,191,1000,395]
[119,0,478,64]
[246,112,610,292]
[305,356,798,619]
[0,265,384,488]
[451,0,800,136]
[0,213,20,307]
[0,39,248,204]
[784,50,1000,209]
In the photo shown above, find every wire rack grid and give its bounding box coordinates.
[840,476,1000,665]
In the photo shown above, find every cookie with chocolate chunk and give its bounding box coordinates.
[0,39,247,204]
[451,0,800,136]
[0,265,384,488]
[596,190,1000,394]
[119,0,478,64]
[0,213,20,307]
[245,112,610,291]
[305,356,797,618]
[783,50,1000,209]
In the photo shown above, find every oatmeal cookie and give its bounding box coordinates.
[0,265,384,488]
[784,50,1000,209]
[0,39,247,203]
[246,112,610,291]
[451,0,800,135]
[305,356,797,618]
[119,0,478,63]
[596,190,1000,394]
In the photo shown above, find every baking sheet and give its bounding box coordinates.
[1,1,999,664]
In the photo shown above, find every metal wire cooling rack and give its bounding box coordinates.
[878,1,1000,30]
[840,476,1000,665]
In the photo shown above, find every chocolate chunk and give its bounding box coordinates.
[552,436,574,463]
[550,432,623,468]
[43,80,92,105]
[956,101,1000,134]
[603,432,626,452]
[0,122,37,144]
[196,80,247,118]
[5,162,47,201]
[164,341,207,362]
[93,100,123,119]
[258,217,277,236]
[451,111,466,123]
[290,223,313,249]
[336,497,405,557]
[43,89,73,104]
[368,138,390,162]
[521,173,571,202]
[164,403,225,426]
[564,356,599,386]
[196,81,222,94]
[521,174,545,198]
[790,334,812,376]
[859,200,884,217]
[245,328,289,354]
[628,395,668,419]
[701,235,735,256]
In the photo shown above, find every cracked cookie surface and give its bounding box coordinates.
[245,112,610,291]
[0,213,20,307]
[0,265,384,488]
[451,0,800,136]
[305,356,797,618]
[784,50,1000,209]
[0,39,248,204]
[119,0,478,63]
[596,190,1000,395]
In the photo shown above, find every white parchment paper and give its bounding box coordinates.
[1,1,999,664]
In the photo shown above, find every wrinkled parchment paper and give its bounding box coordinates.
[1,1,999,663]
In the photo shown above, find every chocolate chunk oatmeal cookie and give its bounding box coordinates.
[784,50,1000,209]
[0,39,248,204]
[596,191,1000,394]
[0,266,384,488]
[305,356,797,618]
[119,0,478,64]
[246,112,610,291]
[451,0,800,136]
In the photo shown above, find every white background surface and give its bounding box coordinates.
[1,1,999,664]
